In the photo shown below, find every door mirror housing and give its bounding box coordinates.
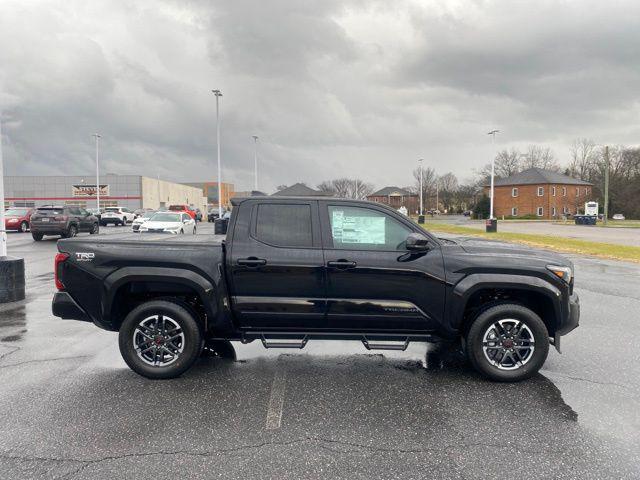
[406,233,431,251]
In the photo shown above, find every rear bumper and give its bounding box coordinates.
[557,292,580,336]
[31,224,67,234]
[52,292,92,322]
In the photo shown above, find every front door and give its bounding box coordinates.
[228,201,326,330]
[321,203,446,332]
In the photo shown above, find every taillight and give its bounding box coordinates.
[54,216,67,221]
[54,252,70,291]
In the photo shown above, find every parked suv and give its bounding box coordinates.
[30,206,99,241]
[100,207,136,226]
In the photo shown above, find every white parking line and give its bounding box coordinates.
[265,367,287,430]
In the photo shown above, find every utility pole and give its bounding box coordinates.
[0,116,6,258]
[92,134,101,211]
[603,145,610,225]
[354,178,359,200]
[212,89,223,217]
[436,180,439,212]
[487,130,500,219]
[252,135,259,192]
[418,159,423,215]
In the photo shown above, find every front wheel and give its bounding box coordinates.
[465,303,549,382]
[20,221,29,233]
[119,300,203,379]
[90,223,99,234]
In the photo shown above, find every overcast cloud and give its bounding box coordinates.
[1,0,639,192]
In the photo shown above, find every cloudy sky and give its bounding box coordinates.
[1,0,639,192]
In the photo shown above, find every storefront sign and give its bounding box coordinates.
[72,185,110,197]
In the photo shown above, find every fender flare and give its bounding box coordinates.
[102,266,217,325]
[447,274,562,332]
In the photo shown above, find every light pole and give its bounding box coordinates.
[92,134,101,211]
[252,135,259,192]
[212,89,223,217]
[355,178,359,199]
[603,145,610,225]
[418,159,423,215]
[487,130,500,219]
[0,116,6,258]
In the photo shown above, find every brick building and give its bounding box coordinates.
[367,187,419,213]
[484,168,593,219]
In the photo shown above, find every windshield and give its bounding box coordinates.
[36,207,64,215]
[5,209,28,216]
[149,213,181,222]
[105,207,120,212]
[142,211,156,218]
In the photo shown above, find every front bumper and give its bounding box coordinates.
[52,292,91,322]
[4,220,23,231]
[558,292,580,336]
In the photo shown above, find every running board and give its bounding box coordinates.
[362,337,410,351]
[260,335,308,349]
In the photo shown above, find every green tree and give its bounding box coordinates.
[474,194,490,220]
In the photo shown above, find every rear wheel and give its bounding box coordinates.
[32,232,43,241]
[20,221,29,233]
[466,303,549,382]
[63,224,77,238]
[119,300,203,379]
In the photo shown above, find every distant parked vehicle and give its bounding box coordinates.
[208,208,223,222]
[397,206,408,216]
[30,205,99,241]
[131,210,156,232]
[4,207,34,233]
[86,208,102,222]
[584,201,598,217]
[463,210,472,217]
[101,207,135,226]
[168,204,197,220]
[139,212,196,235]
[612,214,625,220]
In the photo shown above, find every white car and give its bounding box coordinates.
[100,207,136,226]
[612,213,625,220]
[139,212,196,235]
[131,211,156,232]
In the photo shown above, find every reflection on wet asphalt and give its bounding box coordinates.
[0,225,638,479]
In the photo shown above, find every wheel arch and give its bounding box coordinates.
[449,274,561,337]
[104,267,217,331]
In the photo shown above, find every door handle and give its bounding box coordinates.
[237,257,267,267]
[327,260,357,269]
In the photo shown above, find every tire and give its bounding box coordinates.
[90,223,99,235]
[119,300,203,379]
[180,229,184,234]
[465,303,549,382]
[62,224,77,238]
[32,232,43,241]
[20,221,29,233]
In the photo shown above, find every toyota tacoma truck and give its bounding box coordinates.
[52,197,579,382]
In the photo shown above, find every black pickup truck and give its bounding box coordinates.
[52,197,579,382]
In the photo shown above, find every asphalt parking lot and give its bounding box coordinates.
[0,223,639,479]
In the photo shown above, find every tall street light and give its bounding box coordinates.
[252,135,259,192]
[418,159,424,215]
[92,134,101,211]
[487,130,500,219]
[212,89,223,217]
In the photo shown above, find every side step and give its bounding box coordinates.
[261,335,308,349]
[362,337,410,351]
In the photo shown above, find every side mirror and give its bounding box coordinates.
[406,233,430,251]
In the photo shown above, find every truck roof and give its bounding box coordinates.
[230,196,379,207]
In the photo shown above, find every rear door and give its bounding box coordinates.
[320,202,446,332]
[228,200,326,329]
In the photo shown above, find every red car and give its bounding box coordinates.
[4,207,35,233]
[168,204,197,220]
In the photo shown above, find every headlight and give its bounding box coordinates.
[547,265,573,284]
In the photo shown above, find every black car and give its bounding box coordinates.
[53,197,579,382]
[30,205,99,241]
[207,208,221,222]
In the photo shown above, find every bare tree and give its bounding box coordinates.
[276,185,289,191]
[494,148,522,177]
[317,178,373,199]
[522,145,560,171]
[437,172,459,212]
[413,165,436,211]
[568,138,598,181]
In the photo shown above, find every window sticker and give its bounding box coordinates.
[332,210,386,244]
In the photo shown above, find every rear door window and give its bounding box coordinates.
[255,204,313,248]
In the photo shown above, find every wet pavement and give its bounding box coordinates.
[0,224,639,479]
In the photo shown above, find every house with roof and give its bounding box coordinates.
[271,183,333,197]
[366,186,418,213]
[484,168,594,219]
